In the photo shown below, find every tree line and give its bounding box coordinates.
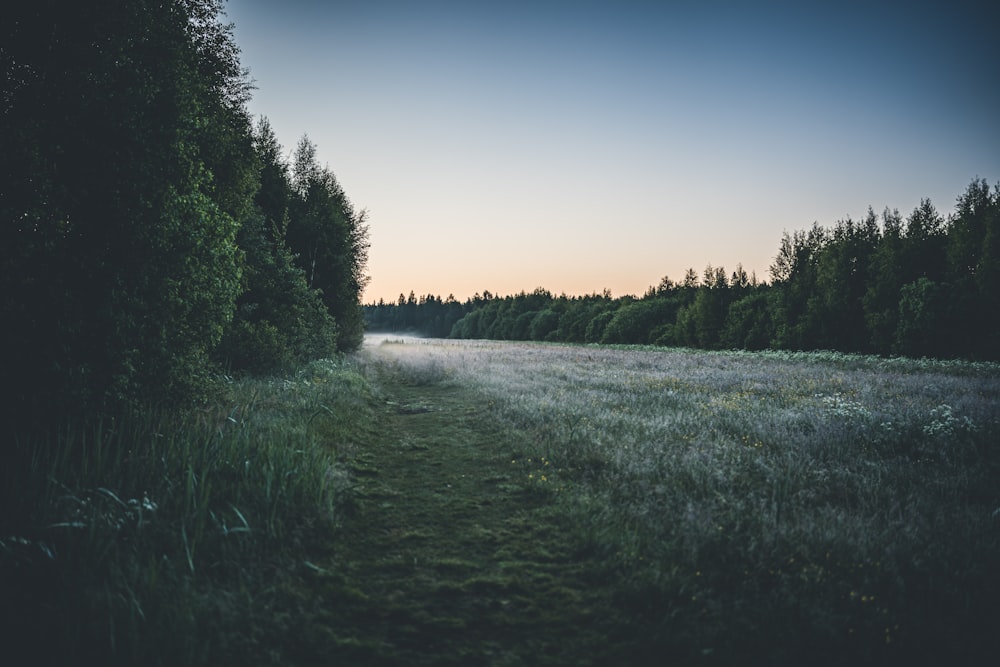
[2,0,368,426]
[365,178,999,361]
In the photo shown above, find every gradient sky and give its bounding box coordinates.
[225,0,999,303]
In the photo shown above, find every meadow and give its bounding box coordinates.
[370,336,1000,664]
[3,337,998,665]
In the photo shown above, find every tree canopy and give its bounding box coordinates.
[366,178,999,362]
[2,0,368,426]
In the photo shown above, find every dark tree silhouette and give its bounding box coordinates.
[1,0,256,417]
[370,179,998,362]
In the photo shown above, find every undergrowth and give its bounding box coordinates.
[0,358,373,666]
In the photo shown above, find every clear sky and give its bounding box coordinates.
[225,0,999,303]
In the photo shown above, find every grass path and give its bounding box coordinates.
[304,371,638,666]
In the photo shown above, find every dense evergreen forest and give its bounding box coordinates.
[2,0,368,426]
[366,179,1000,361]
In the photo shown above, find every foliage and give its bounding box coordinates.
[1,0,257,417]
[0,359,373,665]
[1,1,369,426]
[215,122,339,374]
[286,137,370,352]
[368,179,999,362]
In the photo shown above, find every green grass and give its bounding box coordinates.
[369,338,1000,665]
[299,361,624,666]
[3,340,999,665]
[0,358,373,666]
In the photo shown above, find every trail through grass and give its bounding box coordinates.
[304,367,631,666]
[332,337,1000,666]
[4,338,996,664]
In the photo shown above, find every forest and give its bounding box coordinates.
[365,179,1000,361]
[2,2,375,662]
[2,0,369,428]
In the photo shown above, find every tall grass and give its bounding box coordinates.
[371,338,1000,664]
[0,358,371,666]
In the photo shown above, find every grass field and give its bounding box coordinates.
[367,336,1000,665]
[2,337,998,665]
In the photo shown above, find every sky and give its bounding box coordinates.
[224,0,1000,303]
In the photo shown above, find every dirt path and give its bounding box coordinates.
[305,373,630,666]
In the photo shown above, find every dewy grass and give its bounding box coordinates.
[371,338,1000,664]
[0,357,371,666]
[3,340,998,664]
